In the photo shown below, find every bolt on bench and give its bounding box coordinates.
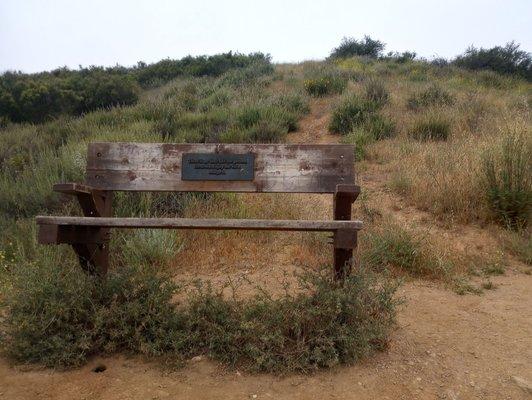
[36,143,362,279]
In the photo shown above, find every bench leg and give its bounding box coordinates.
[37,224,110,276]
[333,184,360,280]
[38,190,113,277]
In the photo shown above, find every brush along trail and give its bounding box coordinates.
[1,98,530,400]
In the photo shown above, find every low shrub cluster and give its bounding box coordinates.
[0,261,399,372]
[304,75,347,97]
[136,52,272,87]
[329,95,379,135]
[362,222,452,279]
[0,53,272,123]
[0,69,140,123]
[407,85,454,110]
[410,114,451,141]
[453,42,531,81]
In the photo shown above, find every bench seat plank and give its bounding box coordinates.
[36,216,363,232]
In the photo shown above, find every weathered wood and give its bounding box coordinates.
[36,216,363,232]
[85,143,354,193]
[52,184,113,275]
[37,224,108,244]
[333,184,360,279]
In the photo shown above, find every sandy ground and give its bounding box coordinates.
[1,272,530,400]
[1,98,531,399]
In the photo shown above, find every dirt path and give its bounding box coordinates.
[1,98,531,399]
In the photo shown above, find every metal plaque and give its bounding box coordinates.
[182,153,255,181]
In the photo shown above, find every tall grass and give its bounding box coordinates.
[482,131,531,229]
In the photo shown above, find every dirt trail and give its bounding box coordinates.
[1,99,531,400]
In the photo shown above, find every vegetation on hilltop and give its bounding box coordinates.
[0,52,271,123]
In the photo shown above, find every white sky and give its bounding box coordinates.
[1,0,531,73]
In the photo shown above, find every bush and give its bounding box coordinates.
[407,85,454,110]
[329,95,378,134]
[330,36,385,59]
[411,114,451,141]
[187,266,399,372]
[362,223,451,279]
[1,260,400,372]
[365,114,395,140]
[304,75,347,97]
[341,129,375,161]
[0,69,140,123]
[136,52,272,87]
[364,79,389,107]
[482,133,531,229]
[453,42,531,81]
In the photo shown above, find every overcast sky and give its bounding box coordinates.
[1,0,531,73]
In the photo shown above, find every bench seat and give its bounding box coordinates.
[36,216,363,231]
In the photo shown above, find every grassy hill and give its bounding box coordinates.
[0,45,530,371]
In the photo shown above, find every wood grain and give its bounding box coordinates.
[36,216,363,231]
[85,143,355,193]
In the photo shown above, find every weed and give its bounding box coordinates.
[407,85,454,110]
[411,114,451,141]
[329,95,378,134]
[482,132,531,229]
[364,79,389,107]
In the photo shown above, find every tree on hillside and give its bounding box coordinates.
[453,42,531,81]
[329,36,385,59]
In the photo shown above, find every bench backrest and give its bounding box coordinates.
[86,142,354,193]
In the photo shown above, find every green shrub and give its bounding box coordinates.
[453,42,531,81]
[330,36,385,59]
[115,229,182,267]
[411,114,451,141]
[184,266,399,372]
[329,95,378,134]
[1,261,400,372]
[407,85,454,110]
[365,114,395,140]
[304,75,347,97]
[482,133,531,229]
[362,223,451,278]
[341,129,375,161]
[364,79,389,107]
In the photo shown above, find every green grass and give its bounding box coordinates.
[482,132,531,229]
[410,114,451,141]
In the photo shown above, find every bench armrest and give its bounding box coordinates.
[53,183,97,195]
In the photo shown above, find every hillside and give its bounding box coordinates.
[0,51,531,399]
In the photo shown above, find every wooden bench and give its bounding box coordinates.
[36,143,362,279]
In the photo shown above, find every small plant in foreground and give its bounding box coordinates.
[482,132,531,229]
[362,223,452,279]
[411,114,451,141]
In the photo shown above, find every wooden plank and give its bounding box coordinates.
[37,224,108,244]
[53,183,94,195]
[36,216,363,231]
[333,184,359,279]
[85,143,355,193]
